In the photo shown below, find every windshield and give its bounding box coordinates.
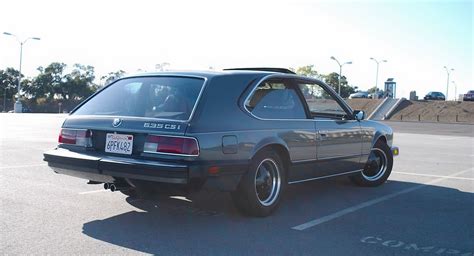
[73,76,205,121]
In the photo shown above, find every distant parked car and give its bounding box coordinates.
[349,91,369,99]
[463,90,474,101]
[424,91,445,101]
[368,91,384,99]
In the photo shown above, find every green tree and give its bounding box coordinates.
[295,65,321,79]
[322,72,355,98]
[100,70,126,86]
[24,62,97,100]
[0,68,22,100]
[23,62,68,100]
[367,86,377,94]
[61,64,96,100]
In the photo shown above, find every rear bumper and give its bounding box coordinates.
[43,148,248,191]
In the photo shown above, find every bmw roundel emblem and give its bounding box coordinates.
[112,118,122,127]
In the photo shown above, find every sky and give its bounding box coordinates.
[0,0,472,99]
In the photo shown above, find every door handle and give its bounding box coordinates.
[318,131,328,141]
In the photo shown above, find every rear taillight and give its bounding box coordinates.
[144,135,199,156]
[58,128,92,147]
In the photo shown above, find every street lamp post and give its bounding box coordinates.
[330,56,352,95]
[452,81,457,101]
[443,66,454,101]
[369,58,387,99]
[3,32,41,113]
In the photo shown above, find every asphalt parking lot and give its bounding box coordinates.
[1,114,473,255]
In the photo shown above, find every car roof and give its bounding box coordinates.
[120,69,297,80]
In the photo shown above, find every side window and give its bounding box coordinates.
[298,82,348,120]
[245,79,307,119]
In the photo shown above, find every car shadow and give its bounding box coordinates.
[82,177,473,255]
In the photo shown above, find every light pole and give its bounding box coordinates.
[3,32,41,113]
[369,58,387,99]
[452,81,457,101]
[443,66,454,101]
[330,56,352,95]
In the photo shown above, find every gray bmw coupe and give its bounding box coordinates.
[44,68,399,216]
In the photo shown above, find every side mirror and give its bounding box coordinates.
[354,110,365,121]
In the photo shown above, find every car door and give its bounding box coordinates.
[295,79,364,178]
[243,78,318,182]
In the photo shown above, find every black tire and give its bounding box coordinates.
[350,141,393,187]
[231,149,286,217]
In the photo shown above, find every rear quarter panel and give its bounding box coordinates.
[186,74,316,164]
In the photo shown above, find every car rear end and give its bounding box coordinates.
[44,75,207,188]
[463,90,474,101]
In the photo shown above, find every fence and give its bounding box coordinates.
[395,114,473,124]
[0,99,81,113]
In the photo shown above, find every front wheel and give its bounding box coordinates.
[350,141,393,187]
[231,149,286,217]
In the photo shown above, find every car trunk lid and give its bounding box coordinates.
[62,115,192,157]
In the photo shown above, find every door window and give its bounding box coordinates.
[297,82,349,120]
[245,79,307,119]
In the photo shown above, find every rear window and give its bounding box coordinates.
[73,76,205,120]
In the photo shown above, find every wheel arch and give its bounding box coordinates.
[251,140,291,176]
[372,132,389,148]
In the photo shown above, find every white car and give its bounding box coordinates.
[349,91,369,99]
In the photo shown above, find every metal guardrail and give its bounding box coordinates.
[368,98,406,121]
[367,97,389,120]
[384,98,406,120]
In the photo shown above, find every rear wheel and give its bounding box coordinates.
[350,141,393,187]
[231,149,286,217]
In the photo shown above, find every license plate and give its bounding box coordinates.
[105,133,133,155]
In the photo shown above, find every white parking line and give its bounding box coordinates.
[78,189,107,195]
[0,163,47,169]
[393,171,474,181]
[292,167,473,231]
[170,196,192,202]
[437,137,466,141]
